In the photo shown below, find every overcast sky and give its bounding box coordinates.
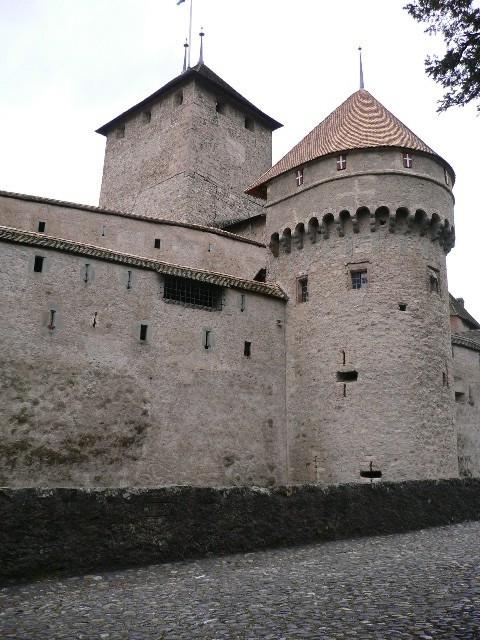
[1,0,479,319]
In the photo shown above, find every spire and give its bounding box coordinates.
[182,39,189,72]
[198,28,204,65]
[358,46,364,89]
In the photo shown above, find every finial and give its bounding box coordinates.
[198,28,204,65]
[182,38,189,72]
[358,46,365,89]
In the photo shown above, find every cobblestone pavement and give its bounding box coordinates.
[1,521,480,639]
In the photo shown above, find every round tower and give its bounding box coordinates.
[248,89,457,484]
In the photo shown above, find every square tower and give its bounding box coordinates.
[96,64,281,227]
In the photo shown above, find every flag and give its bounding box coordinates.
[177,0,185,4]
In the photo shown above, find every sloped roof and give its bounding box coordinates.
[0,226,286,300]
[247,89,453,198]
[96,63,282,135]
[452,332,480,352]
[0,189,264,247]
[449,294,480,330]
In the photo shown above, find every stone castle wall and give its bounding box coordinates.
[265,151,457,484]
[0,240,287,488]
[0,192,266,281]
[99,79,271,227]
[453,338,480,477]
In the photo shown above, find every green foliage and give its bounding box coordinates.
[404,0,480,111]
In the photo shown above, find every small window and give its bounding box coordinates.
[47,309,56,331]
[140,324,148,341]
[295,169,304,187]
[33,256,44,273]
[84,263,90,283]
[403,153,413,168]
[204,330,211,350]
[154,238,161,249]
[244,341,251,357]
[215,100,225,114]
[38,221,46,233]
[126,271,132,290]
[101,226,106,237]
[240,294,246,312]
[174,91,183,106]
[444,168,450,185]
[297,277,308,303]
[455,391,466,403]
[244,117,254,131]
[351,270,368,290]
[337,154,346,171]
[142,110,151,124]
[428,266,440,294]
[398,303,407,311]
[337,370,358,382]
[116,125,125,139]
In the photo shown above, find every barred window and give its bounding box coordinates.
[163,275,223,310]
[351,270,368,290]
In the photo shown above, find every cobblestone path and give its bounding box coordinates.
[1,521,479,639]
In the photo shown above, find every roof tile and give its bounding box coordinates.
[247,89,452,198]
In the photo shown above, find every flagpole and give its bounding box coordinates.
[188,0,193,68]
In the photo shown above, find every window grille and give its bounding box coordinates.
[297,277,309,302]
[163,275,223,310]
[351,270,368,289]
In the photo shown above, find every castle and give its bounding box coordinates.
[1,60,479,488]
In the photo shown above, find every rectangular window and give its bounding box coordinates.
[154,238,161,249]
[240,294,246,312]
[142,110,151,123]
[403,153,413,168]
[244,117,254,131]
[163,275,222,310]
[351,270,368,289]
[337,154,347,170]
[140,324,148,341]
[297,277,308,303]
[428,266,440,294]
[116,125,125,139]
[33,256,44,273]
[444,168,450,185]
[101,226,106,237]
[295,169,304,186]
[38,221,46,233]
[244,341,251,357]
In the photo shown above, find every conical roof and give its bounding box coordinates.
[246,89,452,198]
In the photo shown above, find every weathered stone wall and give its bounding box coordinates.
[2,479,480,582]
[98,78,271,227]
[266,151,457,484]
[0,193,266,282]
[453,341,480,477]
[0,241,287,488]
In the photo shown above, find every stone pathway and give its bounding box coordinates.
[1,521,479,639]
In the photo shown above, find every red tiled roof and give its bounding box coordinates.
[247,89,452,198]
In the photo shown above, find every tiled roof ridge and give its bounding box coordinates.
[0,225,287,300]
[451,332,480,352]
[247,89,452,198]
[0,189,264,247]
